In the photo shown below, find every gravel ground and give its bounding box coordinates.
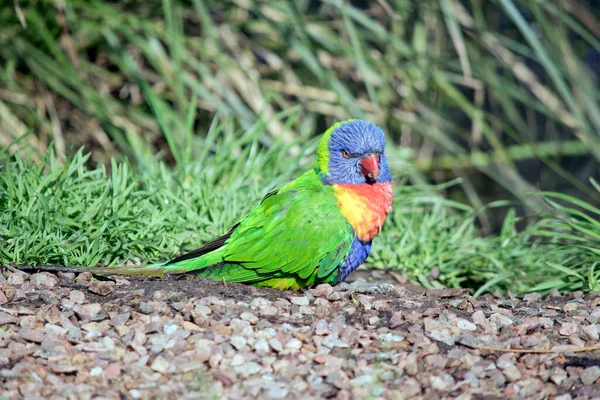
[2,267,600,399]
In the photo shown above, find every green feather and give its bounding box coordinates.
[164,168,354,289]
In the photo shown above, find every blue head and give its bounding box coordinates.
[317,120,392,185]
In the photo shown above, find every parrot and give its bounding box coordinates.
[83,120,393,290]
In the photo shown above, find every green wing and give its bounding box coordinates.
[163,169,354,289]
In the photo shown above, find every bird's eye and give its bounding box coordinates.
[341,150,350,159]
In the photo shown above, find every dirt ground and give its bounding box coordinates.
[1,266,600,400]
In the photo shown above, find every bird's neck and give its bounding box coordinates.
[331,183,393,242]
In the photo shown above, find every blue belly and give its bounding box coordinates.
[338,236,372,282]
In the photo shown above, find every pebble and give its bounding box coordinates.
[581,366,600,385]
[230,336,247,350]
[471,310,487,325]
[29,272,58,289]
[503,365,522,381]
[310,284,334,298]
[240,312,259,324]
[7,273,25,286]
[523,293,541,303]
[73,303,101,320]
[490,313,513,327]
[2,268,598,399]
[253,338,269,353]
[89,281,115,296]
[269,338,284,352]
[539,317,554,328]
[582,324,599,341]
[19,327,45,342]
[0,311,18,324]
[430,373,455,391]
[285,338,302,351]
[289,296,309,306]
[457,319,477,331]
[559,322,578,336]
[151,356,174,373]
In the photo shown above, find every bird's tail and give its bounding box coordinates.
[12,247,226,278]
[12,262,169,277]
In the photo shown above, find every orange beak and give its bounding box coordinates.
[360,153,379,180]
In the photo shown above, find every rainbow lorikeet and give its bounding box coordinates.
[105,120,392,290]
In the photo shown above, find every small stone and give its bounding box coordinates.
[230,336,247,350]
[89,281,115,296]
[490,313,513,327]
[19,327,44,342]
[349,374,376,387]
[559,322,578,336]
[269,338,283,352]
[472,310,486,325]
[310,284,334,298]
[0,288,11,304]
[551,371,567,386]
[563,303,578,312]
[299,306,313,315]
[503,365,522,381]
[7,273,25,286]
[58,271,75,283]
[315,320,329,335]
[582,324,599,341]
[105,363,121,380]
[569,334,585,347]
[264,388,288,399]
[69,290,86,303]
[45,323,67,335]
[231,354,245,366]
[554,395,572,400]
[75,272,93,284]
[379,332,405,345]
[285,338,302,351]
[430,373,455,391]
[521,335,541,348]
[539,317,554,328]
[151,356,174,373]
[30,272,58,289]
[322,334,340,348]
[389,312,403,328]
[457,319,477,331]
[428,329,455,346]
[254,338,270,353]
[581,366,600,385]
[0,311,18,324]
[523,293,541,303]
[424,354,447,369]
[182,321,203,331]
[240,312,259,324]
[235,362,261,378]
[139,302,154,314]
[66,326,82,342]
[73,303,101,320]
[289,296,309,306]
[548,288,561,298]
[110,312,131,326]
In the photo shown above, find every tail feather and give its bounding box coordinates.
[12,235,231,279]
[78,246,227,277]
[88,263,168,277]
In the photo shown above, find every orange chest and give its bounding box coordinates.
[332,183,393,242]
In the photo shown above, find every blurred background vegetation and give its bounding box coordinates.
[0,0,599,293]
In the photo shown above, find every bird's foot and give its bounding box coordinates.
[339,281,399,295]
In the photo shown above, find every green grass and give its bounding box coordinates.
[1,119,598,295]
[0,1,598,294]
[0,116,307,267]
[1,0,598,220]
